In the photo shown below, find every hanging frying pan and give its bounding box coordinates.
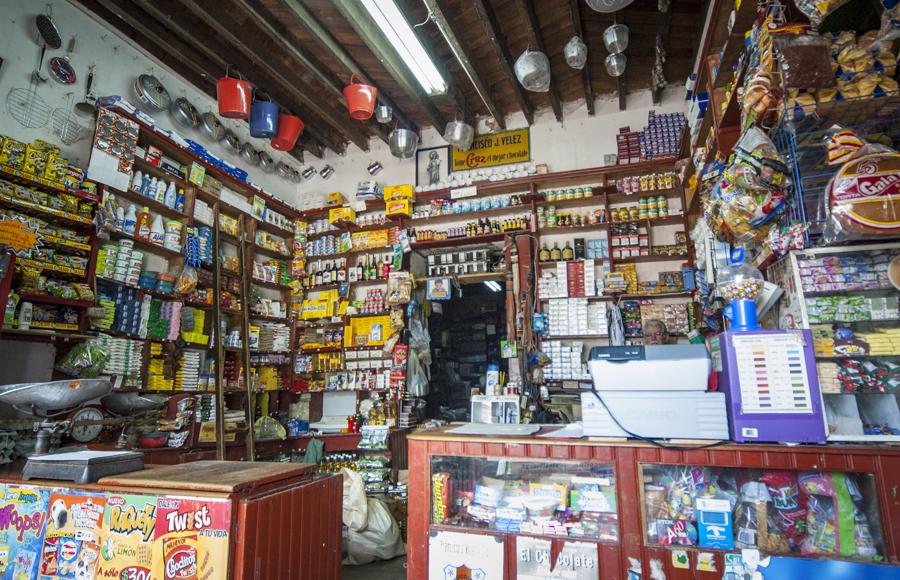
[223,129,241,154]
[200,112,225,141]
[170,96,200,128]
[258,151,274,173]
[32,8,61,84]
[240,142,260,165]
[133,74,171,112]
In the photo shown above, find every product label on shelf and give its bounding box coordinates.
[0,216,40,255]
[153,496,230,580]
[451,128,530,171]
[96,493,158,579]
[516,537,598,579]
[428,530,504,579]
[0,485,49,580]
[731,333,814,414]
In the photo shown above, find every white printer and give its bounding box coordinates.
[309,391,356,433]
[581,345,729,440]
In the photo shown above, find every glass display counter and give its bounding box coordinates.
[431,456,618,540]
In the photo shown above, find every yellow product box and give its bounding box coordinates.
[218,213,239,236]
[384,184,415,202]
[328,191,346,205]
[189,161,206,185]
[329,206,357,225]
[385,198,412,217]
[344,314,390,347]
[0,136,26,168]
[351,229,388,250]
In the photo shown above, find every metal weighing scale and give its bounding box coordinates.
[0,378,145,483]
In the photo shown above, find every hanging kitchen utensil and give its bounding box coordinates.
[249,90,279,139]
[564,36,588,70]
[389,128,418,159]
[319,165,335,179]
[6,86,51,129]
[217,65,252,119]
[223,129,241,154]
[585,0,636,13]
[603,24,629,54]
[444,120,475,151]
[32,6,61,85]
[367,161,383,175]
[301,167,316,180]
[605,53,627,77]
[514,49,551,92]
[375,104,392,124]
[199,112,225,141]
[170,96,200,128]
[133,74,171,112]
[290,167,303,182]
[240,143,260,166]
[48,56,76,85]
[258,151,274,173]
[271,112,304,151]
[74,65,95,117]
[275,161,292,179]
[50,94,89,145]
[343,74,377,121]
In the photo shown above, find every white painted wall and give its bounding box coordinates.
[0,0,302,202]
[297,85,690,209]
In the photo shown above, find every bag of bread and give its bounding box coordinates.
[822,126,900,243]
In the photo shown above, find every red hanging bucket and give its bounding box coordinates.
[343,73,377,121]
[271,112,304,151]
[217,66,253,119]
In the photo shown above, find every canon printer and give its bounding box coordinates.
[580,344,729,440]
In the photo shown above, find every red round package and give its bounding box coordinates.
[760,471,808,549]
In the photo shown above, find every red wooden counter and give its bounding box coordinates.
[408,425,900,579]
[0,460,341,579]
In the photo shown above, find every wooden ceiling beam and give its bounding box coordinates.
[234,0,390,146]
[569,0,595,116]
[514,0,563,122]
[273,0,420,136]
[471,0,534,125]
[81,0,321,159]
[332,0,448,131]
[173,0,370,153]
[423,0,505,129]
[615,11,627,111]
[130,0,344,152]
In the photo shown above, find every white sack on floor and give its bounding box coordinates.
[344,498,406,565]
[341,468,368,532]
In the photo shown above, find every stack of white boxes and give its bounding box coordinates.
[547,299,608,337]
[544,340,590,381]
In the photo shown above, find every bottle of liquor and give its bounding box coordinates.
[562,242,575,261]
[337,258,347,282]
[550,242,562,261]
[539,243,550,262]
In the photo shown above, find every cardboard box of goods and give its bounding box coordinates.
[384,184,415,202]
[385,198,412,217]
[329,206,357,225]
[327,191,346,206]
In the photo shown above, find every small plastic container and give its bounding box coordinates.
[717,249,764,302]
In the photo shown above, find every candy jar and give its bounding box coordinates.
[718,248,764,330]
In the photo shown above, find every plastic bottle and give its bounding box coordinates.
[123,204,138,235]
[135,207,153,240]
[485,363,500,396]
[149,214,165,245]
[115,205,125,231]
[155,180,166,204]
[139,172,150,195]
[164,181,177,209]
[17,302,32,330]
[131,170,143,192]
[175,189,186,213]
[146,177,157,199]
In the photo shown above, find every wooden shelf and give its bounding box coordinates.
[251,278,291,291]
[615,253,689,264]
[411,232,513,249]
[538,223,607,235]
[254,219,293,237]
[606,188,683,204]
[538,259,604,268]
[0,328,94,341]
[252,244,291,259]
[0,192,93,228]
[16,293,93,308]
[0,164,98,202]
[106,184,190,222]
[609,215,685,227]
[41,234,92,253]
[406,204,531,226]
[133,157,191,190]
[16,258,86,279]
[535,194,608,210]
[109,230,183,259]
[249,313,290,323]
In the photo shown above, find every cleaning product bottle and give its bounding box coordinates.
[115,205,125,231]
[175,188,186,213]
[131,170,143,193]
[123,204,138,235]
[146,177,157,199]
[164,181,177,209]
[136,207,152,240]
[155,180,166,204]
[17,302,32,330]
[150,214,165,245]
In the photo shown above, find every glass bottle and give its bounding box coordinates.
[550,242,562,261]
[539,243,550,262]
[562,242,575,261]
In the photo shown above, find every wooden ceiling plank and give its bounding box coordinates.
[127,0,341,154]
[273,0,420,135]
[235,0,390,145]
[615,10,627,111]
[85,0,320,160]
[423,0,506,129]
[174,0,368,153]
[514,0,563,122]
[569,0,595,115]
[471,0,534,125]
[332,0,448,131]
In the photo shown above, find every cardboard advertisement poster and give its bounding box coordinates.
[96,494,158,579]
[0,485,50,580]
[428,530,504,579]
[38,491,108,580]
[152,496,231,580]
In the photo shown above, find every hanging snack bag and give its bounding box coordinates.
[798,472,879,559]
[760,471,808,549]
[822,127,900,243]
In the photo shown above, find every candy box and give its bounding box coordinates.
[696,497,734,549]
[328,206,356,225]
[385,199,412,217]
[384,184,415,202]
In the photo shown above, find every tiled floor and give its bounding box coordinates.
[342,556,407,579]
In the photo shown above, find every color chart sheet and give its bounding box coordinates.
[731,333,813,414]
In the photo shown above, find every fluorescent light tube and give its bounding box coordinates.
[360,0,447,95]
[484,280,502,292]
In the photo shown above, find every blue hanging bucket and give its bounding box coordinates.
[249,90,279,138]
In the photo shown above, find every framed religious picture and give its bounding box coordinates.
[416,145,450,187]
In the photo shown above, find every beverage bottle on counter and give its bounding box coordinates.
[136,207,152,240]
[124,204,137,235]
[539,243,550,262]
[550,242,562,261]
[562,242,575,261]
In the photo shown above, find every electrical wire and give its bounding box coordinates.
[588,388,729,451]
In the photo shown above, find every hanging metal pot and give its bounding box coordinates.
[249,90,279,139]
[200,112,225,141]
[374,104,392,124]
[605,53,627,77]
[301,167,316,180]
[170,97,200,128]
[319,165,335,179]
[514,49,551,93]
[240,143,260,165]
[133,74,171,112]
[443,120,475,151]
[564,36,588,70]
[586,0,636,12]
[275,162,292,179]
[223,129,241,154]
[258,151,274,173]
[603,24,630,54]
[389,128,418,159]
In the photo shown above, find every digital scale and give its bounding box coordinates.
[713,329,827,443]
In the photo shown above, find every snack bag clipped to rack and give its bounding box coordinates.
[798,472,878,559]
[822,126,900,243]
